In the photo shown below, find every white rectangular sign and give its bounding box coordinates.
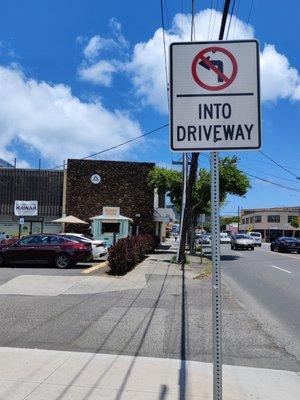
[14,200,38,216]
[170,40,261,151]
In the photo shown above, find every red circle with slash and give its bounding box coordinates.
[191,46,238,91]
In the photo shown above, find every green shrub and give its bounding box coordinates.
[108,234,156,275]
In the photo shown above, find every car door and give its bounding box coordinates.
[32,235,61,264]
[4,235,39,264]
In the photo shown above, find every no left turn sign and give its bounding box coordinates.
[170,40,261,151]
[191,46,238,91]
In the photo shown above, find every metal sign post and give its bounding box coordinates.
[170,38,261,400]
[211,151,222,399]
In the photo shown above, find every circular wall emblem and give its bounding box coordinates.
[90,174,101,184]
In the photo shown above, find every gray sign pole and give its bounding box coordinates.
[210,150,222,400]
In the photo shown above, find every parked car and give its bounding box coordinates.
[59,233,107,259]
[231,234,254,250]
[195,233,211,245]
[220,232,231,244]
[270,237,300,253]
[248,231,262,247]
[0,234,92,268]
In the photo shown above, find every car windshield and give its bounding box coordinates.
[279,237,297,241]
[236,234,250,239]
[250,233,261,237]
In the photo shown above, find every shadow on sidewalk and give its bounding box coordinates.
[51,258,180,400]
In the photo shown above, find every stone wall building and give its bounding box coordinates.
[66,159,155,235]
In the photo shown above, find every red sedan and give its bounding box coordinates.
[0,234,92,268]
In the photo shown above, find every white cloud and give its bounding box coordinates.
[260,44,300,102]
[126,9,253,113]
[83,36,117,60]
[78,60,117,86]
[79,19,128,86]
[0,65,142,165]
[125,9,300,113]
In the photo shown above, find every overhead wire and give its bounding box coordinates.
[225,0,236,39]
[160,0,170,110]
[244,172,300,193]
[246,0,254,24]
[232,0,240,38]
[210,0,219,40]
[49,123,169,170]
[259,150,299,178]
[207,0,214,40]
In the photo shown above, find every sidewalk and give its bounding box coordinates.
[0,239,300,399]
[0,346,299,400]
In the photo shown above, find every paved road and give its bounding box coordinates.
[221,242,300,361]
[0,244,299,373]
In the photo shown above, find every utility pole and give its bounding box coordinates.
[61,160,67,233]
[237,206,240,232]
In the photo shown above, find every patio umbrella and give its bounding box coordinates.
[52,215,88,224]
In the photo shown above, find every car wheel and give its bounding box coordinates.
[270,246,274,251]
[251,246,254,250]
[259,244,262,247]
[0,254,5,267]
[55,253,71,269]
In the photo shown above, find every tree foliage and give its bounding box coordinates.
[148,156,250,216]
[290,217,300,229]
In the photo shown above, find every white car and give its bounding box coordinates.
[60,233,107,259]
[220,232,231,244]
[248,231,262,247]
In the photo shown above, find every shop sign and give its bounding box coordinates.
[103,207,120,217]
[14,200,38,216]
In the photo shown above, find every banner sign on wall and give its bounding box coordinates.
[14,201,38,216]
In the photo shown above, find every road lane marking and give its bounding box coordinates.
[270,265,291,274]
[81,261,108,274]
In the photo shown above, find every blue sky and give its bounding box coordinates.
[0,0,299,214]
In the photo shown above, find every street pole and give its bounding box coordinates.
[211,2,231,399]
[237,206,240,232]
[177,153,188,264]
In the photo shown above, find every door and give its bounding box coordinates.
[31,222,43,234]
[32,235,61,264]
[4,235,40,264]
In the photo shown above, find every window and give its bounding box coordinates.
[19,236,40,245]
[246,218,249,224]
[40,235,60,244]
[255,215,261,223]
[242,219,245,224]
[288,215,298,223]
[102,223,120,233]
[250,217,253,223]
[267,215,280,223]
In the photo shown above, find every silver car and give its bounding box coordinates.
[231,234,254,251]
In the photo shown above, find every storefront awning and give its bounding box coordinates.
[52,215,88,224]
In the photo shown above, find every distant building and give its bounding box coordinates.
[240,206,300,242]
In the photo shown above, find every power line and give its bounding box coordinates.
[242,165,300,184]
[232,0,240,38]
[225,0,236,39]
[210,0,219,40]
[160,0,170,110]
[207,0,214,40]
[245,172,300,193]
[259,150,299,178]
[246,0,254,24]
[191,0,196,41]
[49,123,169,170]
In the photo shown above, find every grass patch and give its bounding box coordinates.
[170,255,190,264]
[194,257,212,280]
